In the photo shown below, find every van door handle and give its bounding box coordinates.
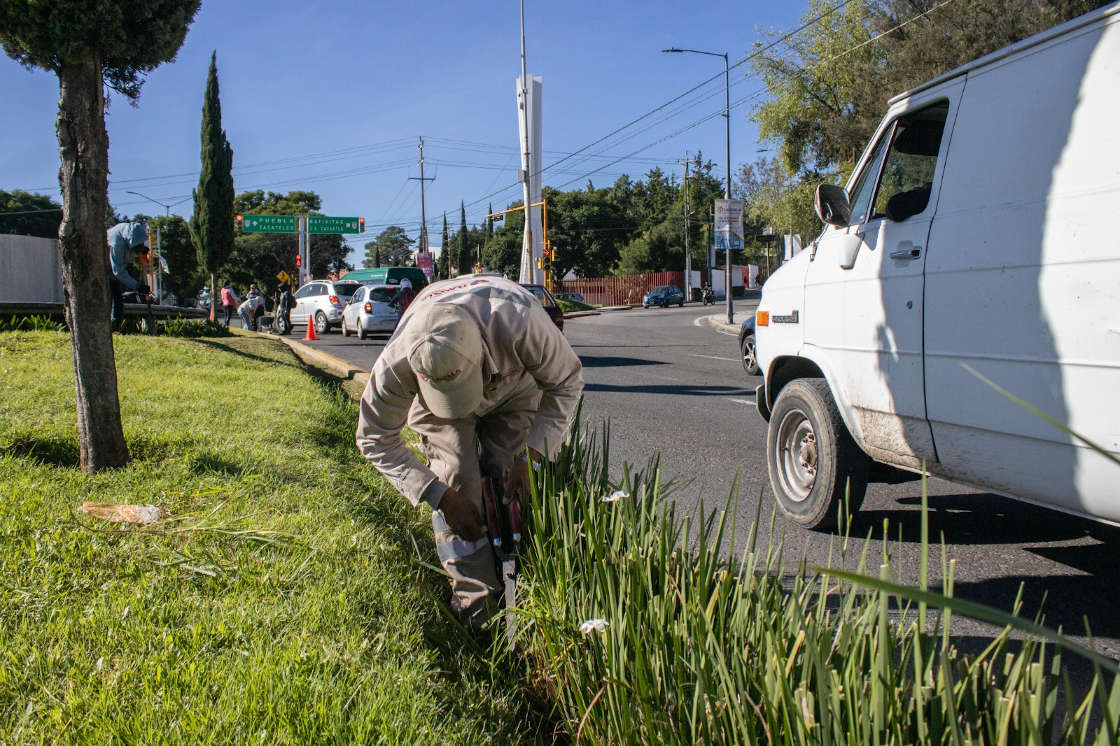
[889,245,922,260]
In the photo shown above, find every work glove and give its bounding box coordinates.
[437,486,484,541]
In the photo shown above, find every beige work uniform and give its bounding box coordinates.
[356,276,583,618]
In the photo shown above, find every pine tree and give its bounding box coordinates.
[190,51,235,322]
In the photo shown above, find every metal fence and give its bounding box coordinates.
[559,271,686,307]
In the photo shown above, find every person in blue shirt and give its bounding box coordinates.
[106,222,150,328]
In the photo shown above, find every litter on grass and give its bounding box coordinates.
[81,503,168,525]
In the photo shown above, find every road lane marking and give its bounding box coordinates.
[690,353,737,362]
[730,398,753,405]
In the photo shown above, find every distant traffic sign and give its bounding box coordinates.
[308,216,362,234]
[242,215,297,233]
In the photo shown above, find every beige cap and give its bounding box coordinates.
[405,303,484,419]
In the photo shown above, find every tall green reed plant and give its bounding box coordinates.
[517,424,1119,745]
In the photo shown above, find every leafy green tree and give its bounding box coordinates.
[362,241,382,268]
[0,0,199,471]
[149,215,204,303]
[189,51,234,322]
[364,226,414,268]
[752,0,1108,176]
[483,205,524,278]
[0,190,61,238]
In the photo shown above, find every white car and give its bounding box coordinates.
[291,279,362,334]
[341,284,401,339]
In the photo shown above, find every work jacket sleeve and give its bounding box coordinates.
[516,304,584,459]
[107,233,139,290]
[355,359,439,507]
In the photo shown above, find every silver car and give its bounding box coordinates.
[341,284,401,339]
[291,280,362,334]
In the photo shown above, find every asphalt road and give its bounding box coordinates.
[297,303,1120,661]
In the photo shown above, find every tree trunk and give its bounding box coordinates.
[210,272,216,322]
[56,55,129,471]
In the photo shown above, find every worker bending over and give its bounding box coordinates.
[356,275,583,629]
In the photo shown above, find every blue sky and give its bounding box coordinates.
[1,1,804,265]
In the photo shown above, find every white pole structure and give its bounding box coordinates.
[517,0,536,284]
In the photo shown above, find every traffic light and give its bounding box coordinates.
[295,254,302,268]
[236,214,243,229]
[536,257,543,269]
[359,217,365,233]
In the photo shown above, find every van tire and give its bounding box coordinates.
[766,378,868,530]
[740,333,760,376]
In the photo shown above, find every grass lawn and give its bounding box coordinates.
[0,330,537,744]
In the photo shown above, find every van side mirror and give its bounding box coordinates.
[815,184,851,226]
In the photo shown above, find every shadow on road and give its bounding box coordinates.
[851,492,1103,545]
[584,382,753,397]
[578,355,664,368]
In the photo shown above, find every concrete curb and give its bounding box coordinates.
[274,335,370,390]
[701,315,741,335]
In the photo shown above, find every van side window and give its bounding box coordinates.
[848,127,894,226]
[872,102,948,222]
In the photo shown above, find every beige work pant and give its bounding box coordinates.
[408,380,540,626]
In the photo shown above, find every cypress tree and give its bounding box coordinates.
[440,212,451,276]
[190,51,235,322]
[458,202,469,274]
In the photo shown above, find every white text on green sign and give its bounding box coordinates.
[308,216,362,234]
[242,215,298,233]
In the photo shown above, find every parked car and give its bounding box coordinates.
[519,283,564,332]
[738,315,760,376]
[755,5,1120,530]
[554,291,584,303]
[291,279,362,334]
[642,285,684,308]
[341,284,401,339]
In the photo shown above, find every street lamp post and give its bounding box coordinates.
[124,191,191,305]
[662,47,733,324]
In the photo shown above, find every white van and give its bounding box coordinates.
[754,4,1120,529]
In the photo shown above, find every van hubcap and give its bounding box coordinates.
[775,409,817,502]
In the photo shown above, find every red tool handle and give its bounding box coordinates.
[508,495,523,543]
[481,477,502,548]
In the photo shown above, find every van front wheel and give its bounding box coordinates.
[766,379,868,530]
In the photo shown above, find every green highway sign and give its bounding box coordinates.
[308,216,362,234]
[241,214,298,233]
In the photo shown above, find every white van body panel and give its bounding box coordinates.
[924,12,1120,521]
[757,4,1120,525]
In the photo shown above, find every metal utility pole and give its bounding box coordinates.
[662,47,733,324]
[409,136,435,255]
[518,0,535,283]
[677,152,691,300]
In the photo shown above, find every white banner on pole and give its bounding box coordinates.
[713,198,744,250]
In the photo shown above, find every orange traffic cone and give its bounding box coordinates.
[303,317,318,341]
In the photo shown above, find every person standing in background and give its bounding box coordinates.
[220,281,240,327]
